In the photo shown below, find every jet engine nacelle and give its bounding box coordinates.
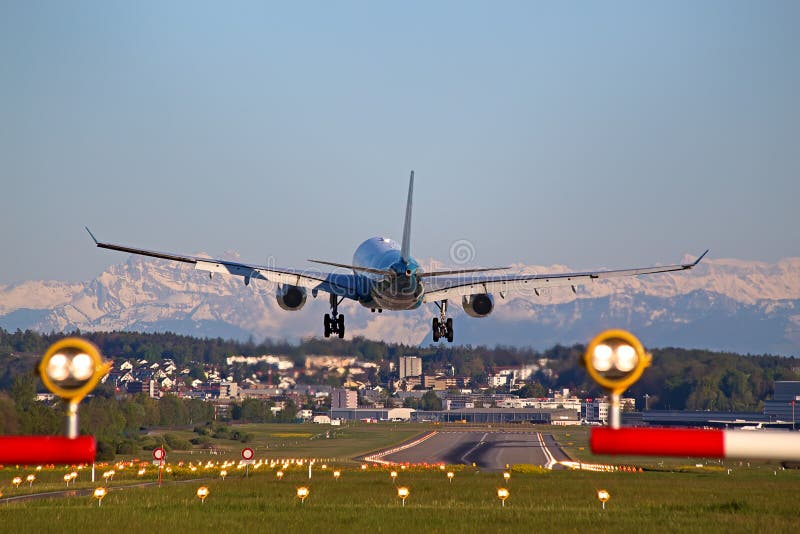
[461,293,494,318]
[276,285,307,311]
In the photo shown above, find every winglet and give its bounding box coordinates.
[400,170,414,262]
[85,226,99,245]
[692,249,709,266]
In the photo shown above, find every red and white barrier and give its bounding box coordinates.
[591,427,800,461]
[0,435,96,464]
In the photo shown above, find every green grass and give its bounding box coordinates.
[2,424,799,532]
[2,464,799,533]
[148,422,431,463]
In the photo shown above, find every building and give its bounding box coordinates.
[410,408,579,425]
[764,381,800,426]
[487,374,509,388]
[399,356,422,379]
[582,398,635,423]
[148,379,161,399]
[218,381,238,399]
[330,407,415,421]
[331,388,358,409]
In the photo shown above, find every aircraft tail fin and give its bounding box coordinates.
[401,170,414,262]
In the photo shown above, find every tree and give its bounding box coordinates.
[0,393,19,434]
[10,374,36,412]
[158,395,189,426]
[239,398,268,422]
[421,390,442,411]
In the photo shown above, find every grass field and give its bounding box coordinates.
[149,422,432,463]
[2,423,799,533]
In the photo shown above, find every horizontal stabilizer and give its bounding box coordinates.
[308,259,395,276]
[420,266,510,278]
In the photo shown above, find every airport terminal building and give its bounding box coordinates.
[331,407,579,425]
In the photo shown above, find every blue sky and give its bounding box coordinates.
[1,1,798,285]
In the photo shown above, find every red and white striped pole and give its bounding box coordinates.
[591,427,800,461]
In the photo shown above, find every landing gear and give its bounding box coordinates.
[432,300,454,342]
[324,294,345,339]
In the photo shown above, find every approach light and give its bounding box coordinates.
[276,470,284,480]
[220,469,227,480]
[93,487,107,507]
[582,329,651,429]
[333,470,341,480]
[296,486,310,504]
[12,476,22,488]
[26,474,36,487]
[37,338,111,438]
[582,329,650,394]
[390,470,398,483]
[38,338,110,402]
[497,488,510,507]
[197,486,209,504]
[397,486,410,507]
[597,489,611,510]
[503,471,511,482]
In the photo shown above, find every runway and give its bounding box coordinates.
[378,430,570,470]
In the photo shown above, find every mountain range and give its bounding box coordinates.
[1,255,798,356]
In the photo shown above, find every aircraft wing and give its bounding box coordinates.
[86,228,360,298]
[422,251,708,303]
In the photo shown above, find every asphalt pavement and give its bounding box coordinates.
[380,430,567,471]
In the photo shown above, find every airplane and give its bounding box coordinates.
[86,171,708,342]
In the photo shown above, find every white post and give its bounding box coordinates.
[610,393,621,430]
[92,463,96,482]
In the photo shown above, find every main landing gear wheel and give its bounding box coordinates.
[432,300,454,342]
[337,314,345,339]
[324,314,332,338]
[324,294,346,339]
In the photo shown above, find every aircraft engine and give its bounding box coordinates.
[461,294,494,318]
[276,285,307,311]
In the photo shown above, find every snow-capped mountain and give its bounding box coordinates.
[1,255,798,356]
